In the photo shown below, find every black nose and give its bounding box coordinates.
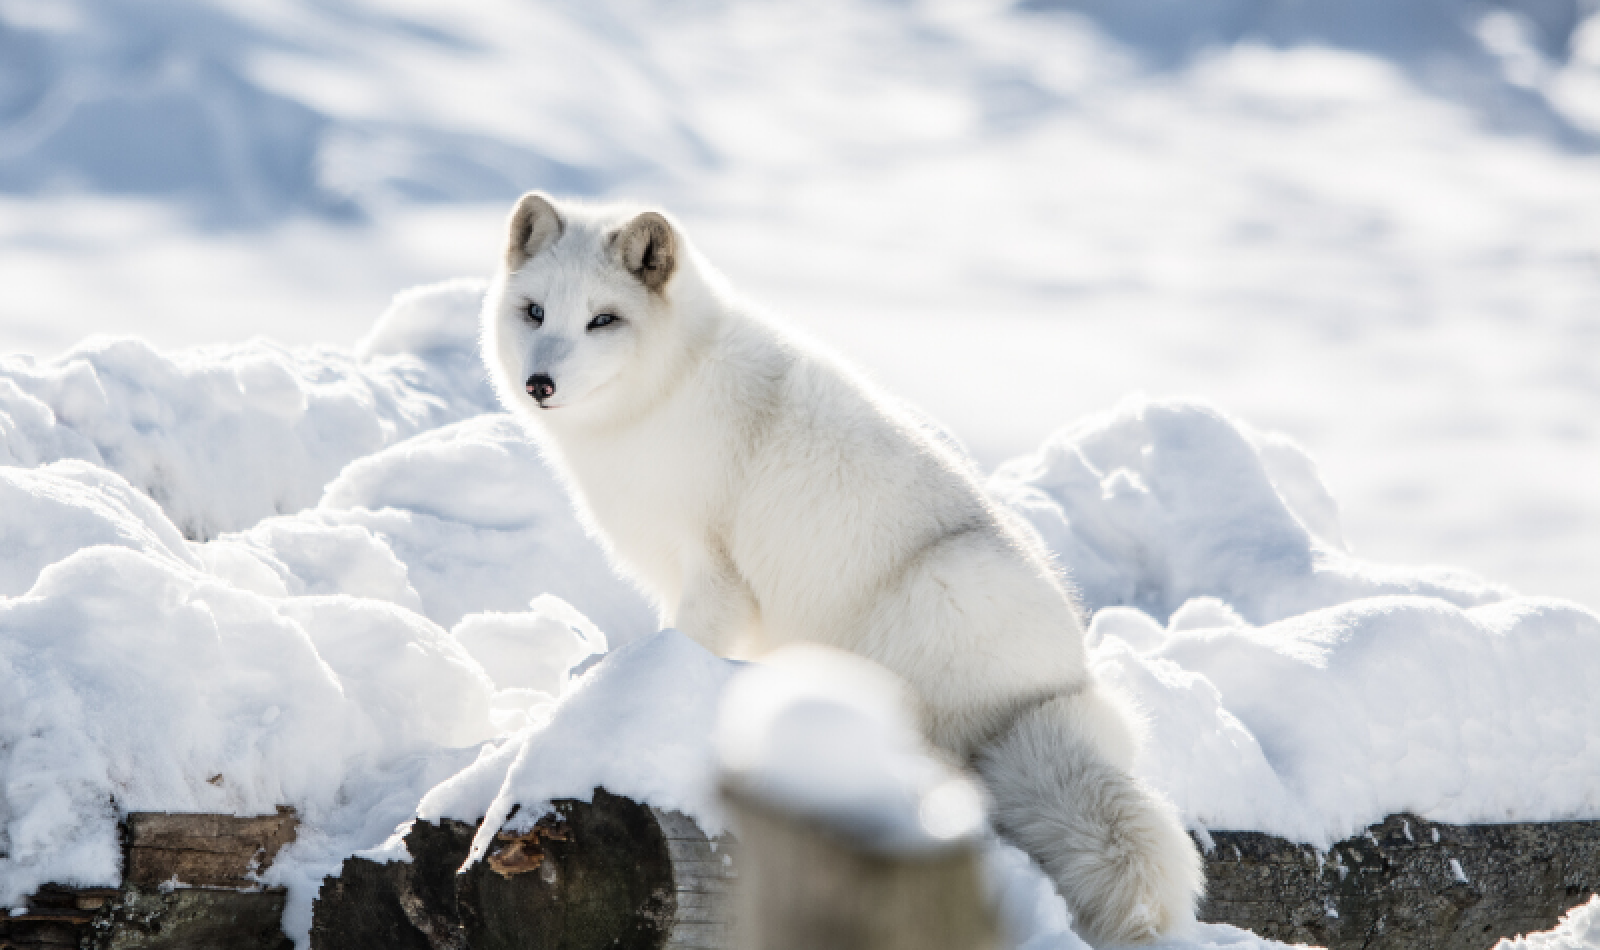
[526,374,556,402]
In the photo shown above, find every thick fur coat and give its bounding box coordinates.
[482,193,1203,944]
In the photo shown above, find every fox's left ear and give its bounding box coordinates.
[612,211,676,292]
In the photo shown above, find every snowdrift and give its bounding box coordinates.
[1,281,1597,949]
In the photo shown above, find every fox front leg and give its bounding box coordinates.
[672,542,761,659]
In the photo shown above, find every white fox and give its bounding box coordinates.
[482,192,1203,944]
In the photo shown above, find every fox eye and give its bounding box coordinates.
[587,313,621,331]
[524,302,544,326]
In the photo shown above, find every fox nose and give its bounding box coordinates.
[526,374,555,403]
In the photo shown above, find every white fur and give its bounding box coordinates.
[482,194,1203,945]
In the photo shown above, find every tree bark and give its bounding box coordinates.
[1196,814,1600,950]
[310,789,736,950]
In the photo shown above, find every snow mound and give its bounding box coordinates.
[0,459,198,597]
[1097,595,1600,845]
[355,278,487,364]
[0,287,497,540]
[0,544,496,907]
[992,398,1512,626]
[453,594,607,695]
[204,517,424,608]
[412,630,738,870]
[254,412,656,637]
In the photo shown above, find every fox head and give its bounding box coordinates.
[484,192,699,423]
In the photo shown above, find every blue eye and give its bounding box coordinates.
[587,313,620,330]
[525,302,544,326]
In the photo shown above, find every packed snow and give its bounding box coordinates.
[2,281,1597,949]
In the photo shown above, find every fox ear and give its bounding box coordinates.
[613,211,676,292]
[506,192,563,271]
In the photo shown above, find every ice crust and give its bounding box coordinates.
[0,281,1596,948]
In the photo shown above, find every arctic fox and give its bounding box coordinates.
[482,193,1203,944]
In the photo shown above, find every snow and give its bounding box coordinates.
[451,594,607,696]
[0,543,490,909]
[2,2,1599,946]
[1,281,1596,949]
[302,412,655,635]
[1100,594,1600,846]
[1496,896,1600,950]
[0,328,493,540]
[990,399,1511,627]
[419,630,738,869]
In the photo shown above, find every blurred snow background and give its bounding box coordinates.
[1,0,1597,612]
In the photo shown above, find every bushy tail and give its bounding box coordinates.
[975,686,1203,945]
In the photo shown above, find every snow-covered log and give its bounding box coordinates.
[309,789,734,950]
[0,809,298,950]
[1198,814,1600,950]
[2,805,1597,950]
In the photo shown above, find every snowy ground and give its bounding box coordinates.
[2,0,1598,607]
[3,2,1599,947]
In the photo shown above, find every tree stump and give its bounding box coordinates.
[713,645,1002,950]
[720,792,1001,950]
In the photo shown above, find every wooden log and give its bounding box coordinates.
[310,817,475,950]
[0,810,297,950]
[1197,813,1600,950]
[124,807,298,889]
[7,803,1598,950]
[655,809,735,950]
[459,792,680,950]
[92,887,292,950]
[309,789,736,950]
